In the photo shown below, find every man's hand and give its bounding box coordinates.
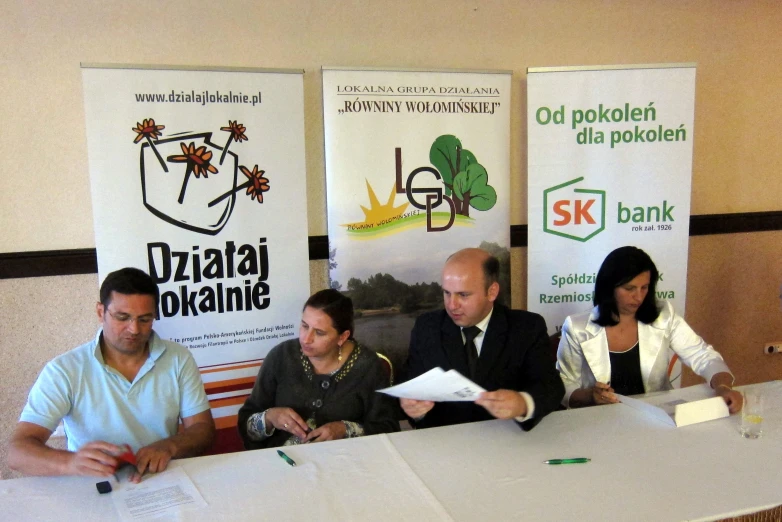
[65,441,122,478]
[305,421,346,443]
[9,422,124,478]
[265,407,310,440]
[132,440,176,482]
[475,390,527,419]
[400,398,435,420]
[129,410,215,483]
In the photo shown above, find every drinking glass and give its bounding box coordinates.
[740,389,764,439]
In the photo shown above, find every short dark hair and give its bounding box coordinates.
[100,267,160,307]
[482,255,500,291]
[303,289,354,338]
[593,246,660,326]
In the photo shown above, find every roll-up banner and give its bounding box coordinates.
[527,64,695,340]
[322,67,511,373]
[82,64,309,426]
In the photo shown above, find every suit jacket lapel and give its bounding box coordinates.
[440,313,469,375]
[583,317,611,384]
[473,306,508,384]
[638,320,665,391]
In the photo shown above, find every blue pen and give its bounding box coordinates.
[277,449,297,467]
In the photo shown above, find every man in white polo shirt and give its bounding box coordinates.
[9,267,214,481]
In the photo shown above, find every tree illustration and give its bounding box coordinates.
[429,135,497,217]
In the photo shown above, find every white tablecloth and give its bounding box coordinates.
[1,381,780,521]
[389,381,782,522]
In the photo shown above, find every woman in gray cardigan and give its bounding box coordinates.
[238,289,399,449]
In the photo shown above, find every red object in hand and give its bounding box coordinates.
[116,444,137,469]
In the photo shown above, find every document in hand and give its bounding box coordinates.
[377,367,486,402]
[617,394,729,427]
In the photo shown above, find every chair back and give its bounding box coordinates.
[375,352,394,386]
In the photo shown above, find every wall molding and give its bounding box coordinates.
[2,211,781,279]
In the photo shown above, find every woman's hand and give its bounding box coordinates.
[591,382,618,405]
[305,421,346,443]
[715,386,743,414]
[265,408,309,440]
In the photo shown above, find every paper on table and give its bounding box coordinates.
[377,367,486,401]
[617,394,677,426]
[112,466,207,521]
[617,394,729,427]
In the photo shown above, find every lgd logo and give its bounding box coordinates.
[543,177,605,242]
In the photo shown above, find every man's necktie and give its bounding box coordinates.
[463,325,482,379]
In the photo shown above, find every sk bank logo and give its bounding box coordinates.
[543,177,605,242]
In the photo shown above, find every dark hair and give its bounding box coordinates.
[303,289,354,337]
[100,267,160,307]
[593,246,659,326]
[482,255,500,291]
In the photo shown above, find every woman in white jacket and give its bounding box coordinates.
[556,246,742,412]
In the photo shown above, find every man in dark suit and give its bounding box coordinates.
[400,248,564,430]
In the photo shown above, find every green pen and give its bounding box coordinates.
[277,449,297,467]
[544,458,591,465]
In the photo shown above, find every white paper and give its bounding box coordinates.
[673,396,729,427]
[112,466,207,521]
[617,394,676,426]
[378,367,486,402]
[617,394,729,427]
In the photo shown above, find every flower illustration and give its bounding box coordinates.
[167,142,219,204]
[208,164,270,208]
[132,118,165,143]
[241,165,270,203]
[132,118,168,171]
[219,120,248,165]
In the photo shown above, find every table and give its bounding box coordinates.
[2,381,780,521]
[391,381,782,522]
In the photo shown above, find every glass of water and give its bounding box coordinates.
[740,389,764,439]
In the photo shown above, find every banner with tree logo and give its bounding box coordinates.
[82,64,309,428]
[527,64,696,386]
[322,67,511,374]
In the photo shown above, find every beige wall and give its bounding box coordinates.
[2,1,781,250]
[1,0,781,478]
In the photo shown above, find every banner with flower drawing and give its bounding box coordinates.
[82,64,309,427]
[322,67,511,375]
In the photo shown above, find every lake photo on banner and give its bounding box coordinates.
[354,311,423,381]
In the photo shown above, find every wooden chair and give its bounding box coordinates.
[376,352,394,386]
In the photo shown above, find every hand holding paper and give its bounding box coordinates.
[475,389,528,419]
[400,398,435,419]
[592,382,618,405]
[378,368,485,402]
